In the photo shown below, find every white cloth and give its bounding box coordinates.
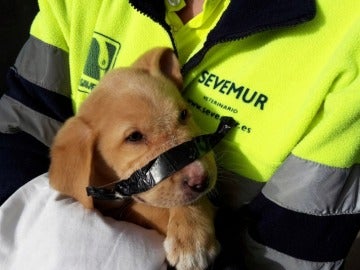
[0,173,166,270]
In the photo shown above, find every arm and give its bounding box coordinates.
[245,27,360,269]
[0,0,73,203]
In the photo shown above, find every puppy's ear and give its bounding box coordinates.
[49,117,95,208]
[133,47,183,89]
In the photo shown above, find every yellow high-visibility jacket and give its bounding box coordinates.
[1,0,359,269]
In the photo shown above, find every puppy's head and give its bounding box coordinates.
[49,47,217,209]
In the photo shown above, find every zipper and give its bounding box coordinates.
[181,0,316,75]
[181,17,315,76]
[128,0,316,76]
[128,0,179,57]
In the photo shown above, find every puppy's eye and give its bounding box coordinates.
[126,131,144,142]
[179,109,188,123]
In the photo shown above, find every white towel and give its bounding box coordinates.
[0,173,166,270]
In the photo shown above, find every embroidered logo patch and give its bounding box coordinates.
[79,32,121,93]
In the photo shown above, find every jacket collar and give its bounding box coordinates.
[207,0,316,43]
[128,0,316,73]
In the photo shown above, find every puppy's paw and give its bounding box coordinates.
[164,231,220,270]
[164,202,220,270]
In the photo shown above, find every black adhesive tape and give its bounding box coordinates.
[87,116,238,200]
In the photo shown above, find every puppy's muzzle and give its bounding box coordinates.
[86,116,238,200]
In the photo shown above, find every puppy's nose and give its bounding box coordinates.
[183,175,209,193]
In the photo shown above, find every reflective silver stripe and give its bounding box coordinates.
[0,95,62,146]
[244,232,344,270]
[263,155,360,215]
[14,36,70,98]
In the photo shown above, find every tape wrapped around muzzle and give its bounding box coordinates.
[86,116,238,200]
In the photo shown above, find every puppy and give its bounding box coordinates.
[49,47,220,270]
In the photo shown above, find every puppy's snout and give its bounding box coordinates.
[183,175,209,193]
[181,161,210,193]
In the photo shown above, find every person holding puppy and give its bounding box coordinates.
[1,0,359,269]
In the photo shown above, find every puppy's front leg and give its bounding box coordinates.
[165,197,220,270]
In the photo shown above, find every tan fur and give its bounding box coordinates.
[49,47,219,269]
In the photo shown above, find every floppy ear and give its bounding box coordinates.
[49,117,95,208]
[132,47,183,89]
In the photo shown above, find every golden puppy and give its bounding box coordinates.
[49,48,220,269]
